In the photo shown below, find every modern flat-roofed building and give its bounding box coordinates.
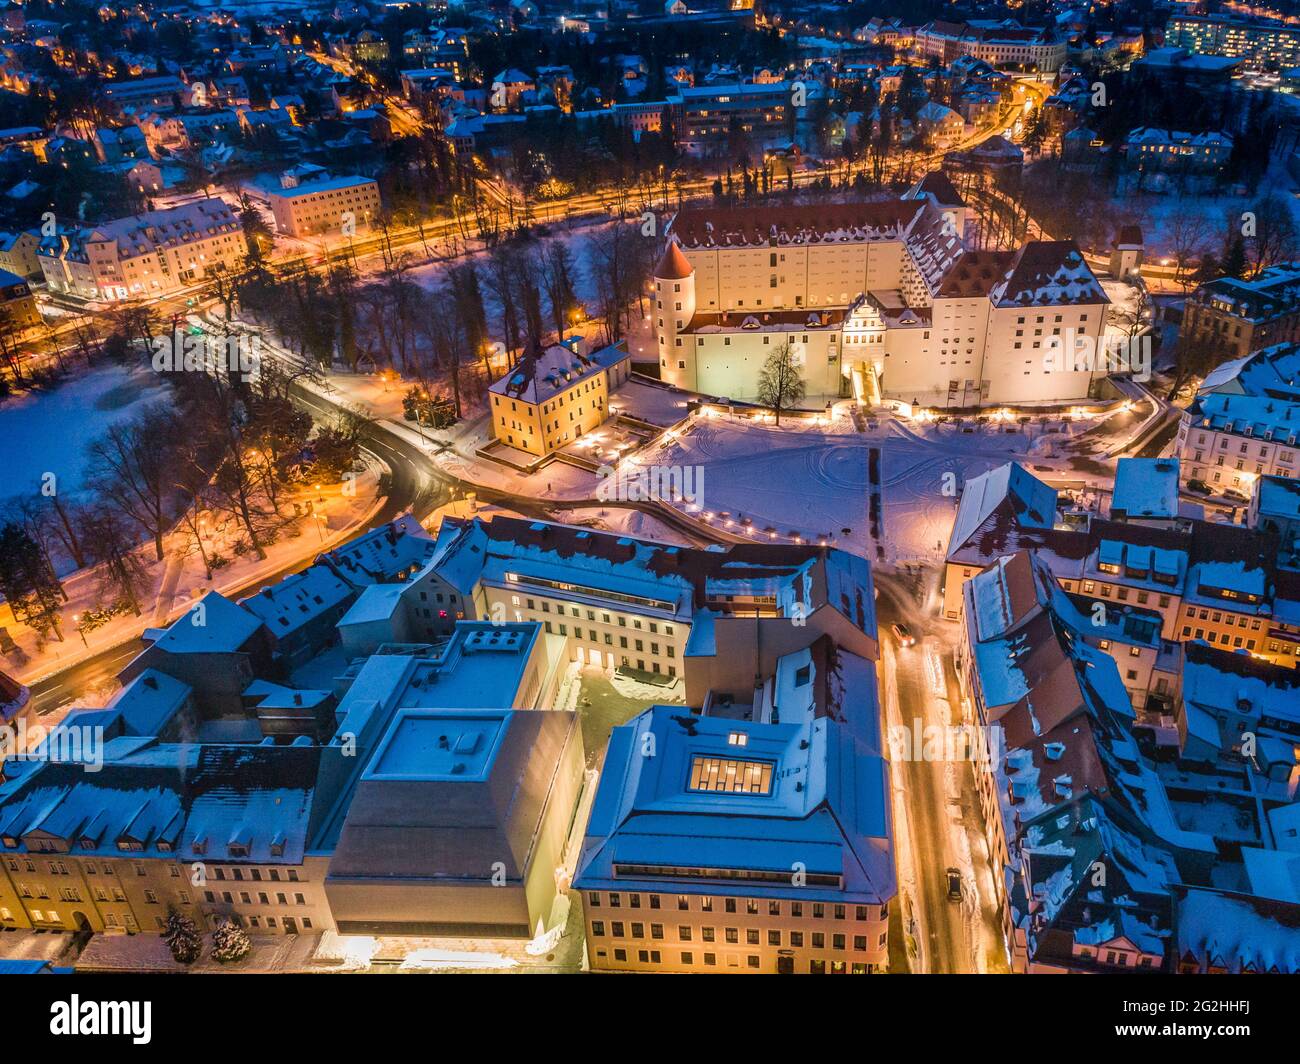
[322,707,583,938]
[1250,474,1300,560]
[666,82,794,155]
[1166,13,1300,70]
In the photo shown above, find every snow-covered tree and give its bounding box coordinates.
[162,907,201,965]
[210,919,252,963]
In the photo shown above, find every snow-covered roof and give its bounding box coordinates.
[990,240,1109,309]
[147,591,264,655]
[667,199,921,249]
[1176,886,1300,973]
[1111,457,1180,520]
[948,462,1058,559]
[489,340,611,405]
[426,516,877,642]
[575,704,894,905]
[240,564,355,639]
[326,709,577,882]
[318,513,435,586]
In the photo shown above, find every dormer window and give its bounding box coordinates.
[228,843,249,859]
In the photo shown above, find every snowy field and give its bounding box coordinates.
[0,363,172,500]
[634,410,1108,568]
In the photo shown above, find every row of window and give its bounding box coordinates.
[587,892,884,921]
[590,921,885,952]
[595,948,873,973]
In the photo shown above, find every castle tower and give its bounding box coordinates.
[653,240,696,391]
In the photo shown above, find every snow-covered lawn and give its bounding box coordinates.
[632,408,1131,568]
[0,362,172,500]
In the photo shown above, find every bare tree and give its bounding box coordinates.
[756,342,806,427]
[87,404,183,561]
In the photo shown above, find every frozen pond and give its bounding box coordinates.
[0,362,173,502]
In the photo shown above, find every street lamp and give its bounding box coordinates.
[71,614,88,647]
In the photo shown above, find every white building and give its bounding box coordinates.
[1175,344,1300,496]
[37,199,243,301]
[265,174,381,238]
[654,175,1109,407]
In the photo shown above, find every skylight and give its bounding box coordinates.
[688,755,773,795]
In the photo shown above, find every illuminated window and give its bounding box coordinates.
[688,756,773,795]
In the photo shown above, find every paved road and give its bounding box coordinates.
[875,571,1007,973]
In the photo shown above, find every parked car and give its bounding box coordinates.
[891,622,916,648]
[1224,486,1251,503]
[946,868,963,901]
[1186,478,1211,495]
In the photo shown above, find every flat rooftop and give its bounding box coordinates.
[366,708,511,782]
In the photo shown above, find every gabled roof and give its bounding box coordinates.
[948,462,1059,559]
[240,564,354,638]
[990,240,1109,308]
[147,591,263,655]
[667,199,921,249]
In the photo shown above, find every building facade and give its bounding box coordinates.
[655,179,1110,407]
[37,199,243,301]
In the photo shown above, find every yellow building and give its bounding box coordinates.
[489,340,629,458]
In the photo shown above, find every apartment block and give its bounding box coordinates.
[1166,13,1300,69]
[37,199,243,301]
[265,175,381,238]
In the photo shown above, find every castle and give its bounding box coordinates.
[653,174,1111,409]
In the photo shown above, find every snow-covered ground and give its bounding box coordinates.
[0,363,172,500]
[1094,157,1300,263]
[632,406,1133,569]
